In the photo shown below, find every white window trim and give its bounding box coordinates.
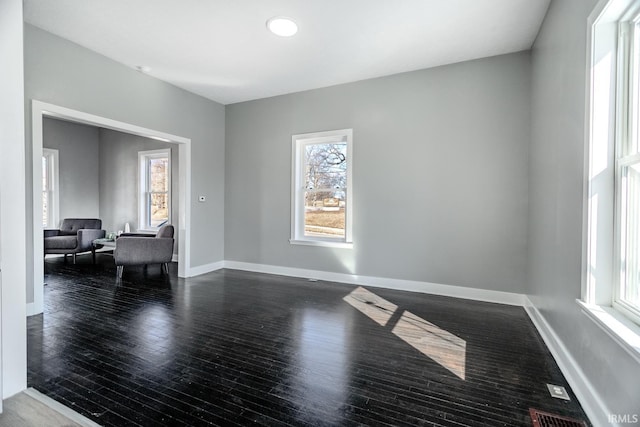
[138,148,171,232]
[290,129,353,248]
[42,148,59,229]
[577,300,640,363]
[582,0,640,361]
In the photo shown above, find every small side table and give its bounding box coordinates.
[92,238,116,264]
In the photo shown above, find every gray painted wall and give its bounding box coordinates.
[225,52,530,293]
[43,118,100,222]
[98,128,179,253]
[24,24,226,303]
[529,0,639,418]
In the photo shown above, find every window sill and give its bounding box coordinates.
[289,239,353,249]
[576,299,640,364]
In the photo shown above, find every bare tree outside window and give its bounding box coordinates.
[149,158,169,227]
[304,143,347,238]
[139,149,171,230]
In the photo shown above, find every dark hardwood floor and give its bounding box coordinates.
[28,254,590,426]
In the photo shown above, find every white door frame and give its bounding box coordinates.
[31,100,192,315]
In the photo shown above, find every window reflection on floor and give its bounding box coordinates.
[344,286,466,380]
[133,305,174,366]
[290,308,349,423]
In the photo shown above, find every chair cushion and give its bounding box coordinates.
[44,235,78,249]
[59,218,102,236]
[114,237,174,265]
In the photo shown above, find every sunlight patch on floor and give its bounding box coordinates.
[343,286,398,326]
[344,286,466,379]
[391,310,466,379]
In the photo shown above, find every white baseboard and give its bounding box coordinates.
[223,261,525,306]
[524,298,610,427]
[186,261,225,277]
[30,255,610,425]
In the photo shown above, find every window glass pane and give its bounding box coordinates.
[42,192,49,227]
[304,143,347,190]
[42,156,48,191]
[622,163,640,310]
[140,151,171,229]
[292,130,352,245]
[633,23,640,155]
[149,158,169,192]
[42,156,49,227]
[304,190,345,238]
[150,193,169,227]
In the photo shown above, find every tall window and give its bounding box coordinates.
[585,0,640,353]
[138,149,171,231]
[291,129,353,247]
[42,148,59,228]
[616,13,640,323]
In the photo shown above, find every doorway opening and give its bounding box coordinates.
[30,100,192,315]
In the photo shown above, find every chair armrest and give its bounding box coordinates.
[44,229,60,238]
[114,237,174,266]
[77,229,106,251]
[119,232,155,238]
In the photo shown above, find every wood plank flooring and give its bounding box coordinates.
[28,254,590,426]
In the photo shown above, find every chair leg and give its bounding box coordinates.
[117,265,124,278]
[72,253,76,264]
[63,254,67,263]
[162,263,169,274]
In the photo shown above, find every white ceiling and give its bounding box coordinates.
[24,0,550,105]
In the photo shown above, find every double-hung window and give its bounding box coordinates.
[42,148,59,229]
[583,0,640,356]
[291,129,353,247]
[615,11,640,323]
[138,149,171,231]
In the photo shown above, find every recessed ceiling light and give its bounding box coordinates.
[266,17,298,37]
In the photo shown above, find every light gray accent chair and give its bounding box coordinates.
[44,218,106,264]
[114,224,175,278]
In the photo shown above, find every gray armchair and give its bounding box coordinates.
[44,218,105,264]
[114,224,175,278]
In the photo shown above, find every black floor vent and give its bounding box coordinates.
[530,408,587,427]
